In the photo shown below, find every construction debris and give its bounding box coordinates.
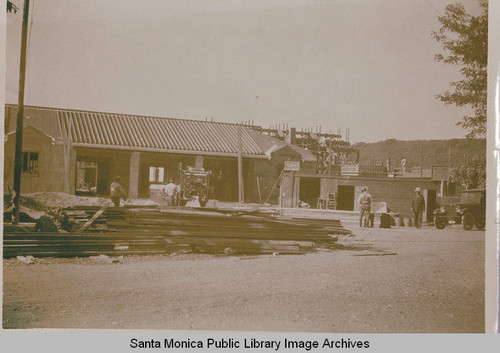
[16,255,35,264]
[4,205,352,258]
[352,252,397,257]
[224,247,237,255]
[77,202,112,233]
[89,254,123,264]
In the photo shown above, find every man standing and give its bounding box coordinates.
[411,187,426,229]
[401,157,407,174]
[357,188,372,228]
[163,178,178,206]
[110,176,126,207]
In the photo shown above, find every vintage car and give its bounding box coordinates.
[455,188,486,230]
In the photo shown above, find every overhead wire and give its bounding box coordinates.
[422,0,441,15]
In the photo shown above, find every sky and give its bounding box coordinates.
[4,0,483,143]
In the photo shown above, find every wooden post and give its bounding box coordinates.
[256,176,262,204]
[278,181,283,215]
[264,168,284,204]
[63,117,73,194]
[12,0,31,224]
[237,124,244,203]
[327,149,332,175]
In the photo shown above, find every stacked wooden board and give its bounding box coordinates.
[63,205,157,231]
[3,206,351,258]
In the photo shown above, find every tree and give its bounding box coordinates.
[7,0,18,13]
[432,1,488,138]
[449,155,486,189]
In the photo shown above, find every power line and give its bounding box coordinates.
[422,0,441,15]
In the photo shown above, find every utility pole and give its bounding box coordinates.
[447,141,451,195]
[12,0,31,224]
[237,124,244,203]
[420,140,423,178]
[448,141,451,167]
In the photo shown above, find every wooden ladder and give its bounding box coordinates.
[326,192,337,210]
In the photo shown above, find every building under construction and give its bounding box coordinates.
[4,104,439,220]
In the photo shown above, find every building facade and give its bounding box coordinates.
[281,172,439,221]
[3,105,315,204]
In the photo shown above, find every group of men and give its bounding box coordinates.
[109,176,180,207]
[357,187,426,228]
[111,174,427,228]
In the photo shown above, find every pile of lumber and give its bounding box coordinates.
[3,232,319,258]
[63,205,156,230]
[3,206,351,258]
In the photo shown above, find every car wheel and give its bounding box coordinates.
[462,212,475,231]
[434,217,446,230]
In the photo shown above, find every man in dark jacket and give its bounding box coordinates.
[411,187,425,229]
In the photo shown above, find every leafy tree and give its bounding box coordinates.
[432,1,488,138]
[7,0,18,13]
[449,155,486,189]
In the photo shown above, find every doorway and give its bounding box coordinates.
[337,185,355,211]
[299,177,320,208]
[75,159,110,196]
[76,161,98,194]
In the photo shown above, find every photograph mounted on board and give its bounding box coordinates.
[2,0,488,332]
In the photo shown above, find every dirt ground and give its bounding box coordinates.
[2,225,484,333]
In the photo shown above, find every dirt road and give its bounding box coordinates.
[2,225,484,332]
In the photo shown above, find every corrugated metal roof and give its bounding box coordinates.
[4,105,62,139]
[5,105,264,157]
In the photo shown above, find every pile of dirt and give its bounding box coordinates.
[5,192,159,223]
[23,192,109,209]
[22,193,159,209]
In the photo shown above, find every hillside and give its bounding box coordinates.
[353,138,486,169]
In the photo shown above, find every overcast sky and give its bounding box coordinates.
[5,0,483,142]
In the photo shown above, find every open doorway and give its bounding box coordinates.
[75,157,111,196]
[337,185,355,210]
[76,161,98,195]
[299,177,320,208]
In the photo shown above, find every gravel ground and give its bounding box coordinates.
[2,225,484,332]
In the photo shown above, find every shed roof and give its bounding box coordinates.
[5,105,265,157]
[246,128,317,162]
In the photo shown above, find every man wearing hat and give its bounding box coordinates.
[357,188,372,228]
[411,187,426,229]
[163,178,179,206]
